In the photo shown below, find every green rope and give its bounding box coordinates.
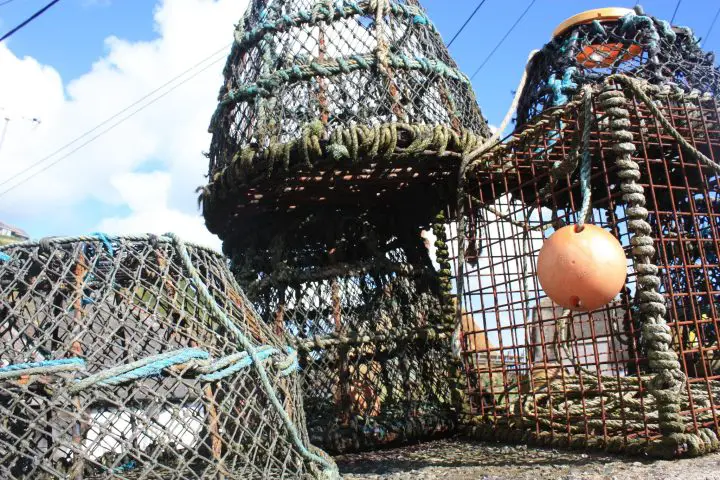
[215,52,471,108]
[599,79,712,458]
[203,122,482,208]
[166,233,339,478]
[234,0,436,54]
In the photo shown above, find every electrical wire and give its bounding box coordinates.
[446,0,489,48]
[469,0,537,80]
[0,118,9,155]
[0,0,60,43]
[670,0,682,24]
[0,47,230,197]
[703,5,720,47]
[0,43,231,191]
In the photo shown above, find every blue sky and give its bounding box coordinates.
[0,0,719,245]
[3,0,718,124]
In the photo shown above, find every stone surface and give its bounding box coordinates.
[335,438,720,479]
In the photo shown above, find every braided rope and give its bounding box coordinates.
[0,347,299,390]
[606,74,720,174]
[577,84,593,229]
[165,233,339,477]
[0,358,86,380]
[599,81,707,456]
[215,52,470,109]
[201,121,483,210]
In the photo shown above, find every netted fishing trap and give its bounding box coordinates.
[516,6,720,128]
[199,0,491,453]
[0,234,338,479]
[450,58,720,457]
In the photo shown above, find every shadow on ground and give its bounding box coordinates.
[334,437,720,479]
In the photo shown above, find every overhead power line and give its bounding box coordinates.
[703,5,720,47]
[0,0,20,7]
[446,0,489,48]
[469,0,537,80]
[0,0,60,43]
[0,44,231,197]
[670,0,682,24]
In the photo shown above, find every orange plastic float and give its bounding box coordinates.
[537,224,627,311]
[553,8,643,69]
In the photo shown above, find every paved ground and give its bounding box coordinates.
[335,438,720,479]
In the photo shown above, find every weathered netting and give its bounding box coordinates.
[0,234,338,479]
[453,76,720,458]
[516,5,720,128]
[228,208,461,453]
[200,0,490,230]
[200,0,488,453]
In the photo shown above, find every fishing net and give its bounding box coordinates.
[199,0,489,453]
[453,76,720,458]
[0,234,338,479]
[516,5,720,127]
[228,210,461,453]
[200,0,490,230]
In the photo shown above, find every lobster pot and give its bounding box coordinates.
[201,0,490,234]
[516,5,720,128]
[200,0,487,454]
[0,235,337,479]
[231,210,461,453]
[451,79,720,457]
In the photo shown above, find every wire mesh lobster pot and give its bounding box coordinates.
[0,234,338,479]
[516,5,720,128]
[199,0,490,453]
[227,207,463,453]
[451,77,720,458]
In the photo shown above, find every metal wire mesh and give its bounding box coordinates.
[452,81,720,457]
[0,234,337,479]
[230,211,460,453]
[199,0,481,454]
[516,5,720,128]
[201,0,490,235]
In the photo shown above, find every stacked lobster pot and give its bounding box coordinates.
[200,0,492,452]
[451,6,720,458]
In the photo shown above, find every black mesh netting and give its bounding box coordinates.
[516,5,720,127]
[0,234,338,479]
[200,0,491,232]
[199,0,484,454]
[228,208,461,453]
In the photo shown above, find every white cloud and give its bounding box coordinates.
[0,0,248,247]
[98,171,221,250]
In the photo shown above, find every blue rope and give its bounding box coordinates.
[0,252,10,262]
[0,358,86,380]
[548,67,578,107]
[69,349,209,392]
[1,347,299,387]
[90,232,114,256]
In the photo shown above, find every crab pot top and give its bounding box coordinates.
[516,5,720,128]
[201,0,490,238]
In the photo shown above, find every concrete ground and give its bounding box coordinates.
[335,438,720,479]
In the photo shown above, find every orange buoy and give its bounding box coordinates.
[537,224,627,311]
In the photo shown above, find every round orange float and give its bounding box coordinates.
[537,224,627,311]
